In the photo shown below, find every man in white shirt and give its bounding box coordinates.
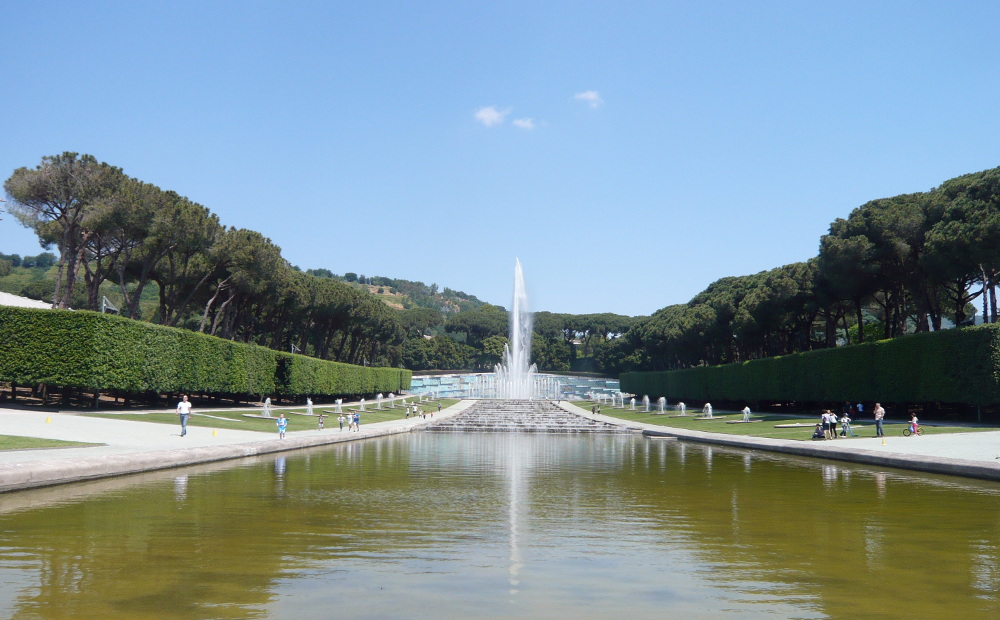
[176,395,192,437]
[873,403,885,437]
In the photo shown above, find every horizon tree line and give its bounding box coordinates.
[5,152,999,375]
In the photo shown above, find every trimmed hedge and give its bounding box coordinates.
[0,306,410,398]
[621,323,1000,406]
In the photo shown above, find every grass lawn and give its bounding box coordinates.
[578,401,996,441]
[0,435,98,450]
[86,399,460,434]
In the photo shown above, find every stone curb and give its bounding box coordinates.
[0,400,475,494]
[0,423,402,493]
[560,401,1000,482]
[640,426,1000,481]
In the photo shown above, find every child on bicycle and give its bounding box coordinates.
[909,412,919,436]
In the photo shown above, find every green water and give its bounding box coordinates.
[1,433,999,619]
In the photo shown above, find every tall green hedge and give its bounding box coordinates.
[0,306,410,398]
[621,323,1000,406]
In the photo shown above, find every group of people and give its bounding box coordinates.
[279,410,367,437]
[405,404,437,419]
[338,412,360,432]
[812,402,888,440]
[814,410,853,440]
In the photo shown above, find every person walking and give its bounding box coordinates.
[276,414,288,439]
[176,395,192,437]
[338,413,345,431]
[874,403,886,437]
[353,412,360,432]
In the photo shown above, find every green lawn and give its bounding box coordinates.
[579,401,995,441]
[86,399,460,433]
[0,435,98,450]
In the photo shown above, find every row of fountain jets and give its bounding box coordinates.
[588,392,701,415]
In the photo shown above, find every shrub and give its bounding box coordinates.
[620,324,1000,407]
[0,306,411,399]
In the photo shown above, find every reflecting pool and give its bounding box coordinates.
[2,433,999,619]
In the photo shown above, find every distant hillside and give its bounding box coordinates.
[302,268,488,314]
[1,251,489,317]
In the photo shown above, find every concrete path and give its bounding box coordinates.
[4,400,1000,491]
[0,401,475,492]
[559,401,1000,481]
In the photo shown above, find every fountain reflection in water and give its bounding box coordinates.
[471,259,560,400]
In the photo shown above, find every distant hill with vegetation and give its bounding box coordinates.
[302,268,486,313]
[10,152,997,383]
[1,152,632,375]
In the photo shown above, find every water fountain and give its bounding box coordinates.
[494,259,536,399]
[334,398,342,413]
[630,398,636,411]
[376,393,383,410]
[657,397,666,414]
[471,260,567,400]
[642,395,650,412]
[359,398,366,412]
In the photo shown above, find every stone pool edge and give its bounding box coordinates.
[640,426,1000,481]
[0,403,474,494]
[560,402,1000,482]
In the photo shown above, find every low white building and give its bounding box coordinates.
[0,292,52,310]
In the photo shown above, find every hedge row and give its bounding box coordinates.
[621,323,1000,406]
[0,306,410,398]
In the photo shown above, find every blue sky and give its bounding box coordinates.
[2,1,998,317]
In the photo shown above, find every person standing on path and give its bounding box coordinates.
[176,395,192,437]
[821,410,834,440]
[353,412,360,432]
[874,403,886,437]
[840,411,855,437]
[276,414,288,439]
[338,414,345,431]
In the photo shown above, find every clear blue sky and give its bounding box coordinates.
[2,1,998,317]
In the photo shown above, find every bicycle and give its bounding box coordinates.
[902,424,924,437]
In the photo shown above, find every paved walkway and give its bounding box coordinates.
[0,401,474,492]
[558,401,1000,481]
[4,400,1000,491]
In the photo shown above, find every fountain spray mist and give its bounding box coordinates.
[494,259,538,398]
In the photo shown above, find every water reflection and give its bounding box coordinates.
[173,475,187,503]
[0,434,999,618]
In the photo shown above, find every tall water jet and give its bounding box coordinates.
[494,259,538,399]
